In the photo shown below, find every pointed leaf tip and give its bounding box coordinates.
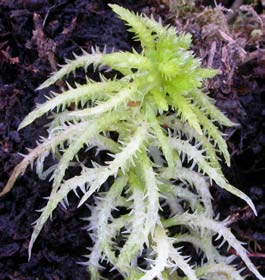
[226,184,257,216]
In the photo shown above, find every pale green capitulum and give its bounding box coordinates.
[1,4,264,280]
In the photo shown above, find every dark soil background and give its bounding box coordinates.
[0,0,264,279]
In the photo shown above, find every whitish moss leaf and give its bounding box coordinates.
[37,51,103,90]
[19,81,122,129]
[164,213,264,280]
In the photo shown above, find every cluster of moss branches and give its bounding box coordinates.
[1,4,264,280]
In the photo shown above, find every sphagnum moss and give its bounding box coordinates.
[1,4,264,280]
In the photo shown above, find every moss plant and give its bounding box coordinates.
[1,4,264,280]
